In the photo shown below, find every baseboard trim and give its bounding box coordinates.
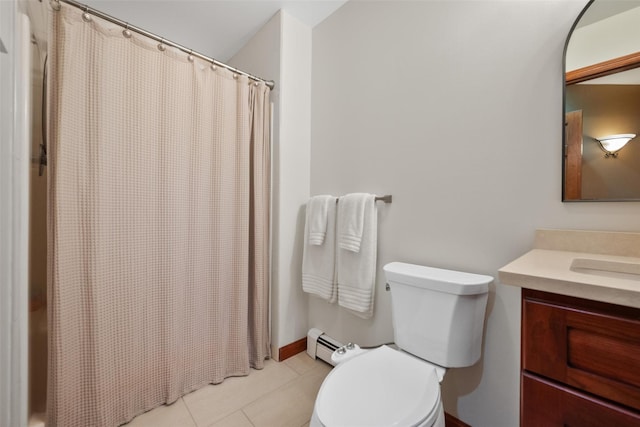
[278,337,307,361]
[445,412,471,427]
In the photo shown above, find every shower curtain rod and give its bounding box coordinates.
[50,0,276,90]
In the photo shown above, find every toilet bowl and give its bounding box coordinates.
[310,345,445,427]
[310,262,492,427]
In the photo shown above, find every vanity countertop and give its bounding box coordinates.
[499,229,640,309]
[499,249,640,309]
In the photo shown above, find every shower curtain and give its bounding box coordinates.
[46,5,270,426]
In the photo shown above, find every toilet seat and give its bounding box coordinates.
[315,345,441,427]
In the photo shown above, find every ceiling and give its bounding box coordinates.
[80,0,348,61]
[25,0,346,62]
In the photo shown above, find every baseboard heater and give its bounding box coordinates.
[307,328,343,366]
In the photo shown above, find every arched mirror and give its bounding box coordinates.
[563,0,640,201]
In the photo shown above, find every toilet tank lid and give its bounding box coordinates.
[383,262,492,295]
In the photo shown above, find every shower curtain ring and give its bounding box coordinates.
[188,49,194,62]
[158,38,166,52]
[82,5,92,22]
[50,0,61,11]
[123,23,132,38]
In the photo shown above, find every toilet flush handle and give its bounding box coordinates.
[385,283,390,291]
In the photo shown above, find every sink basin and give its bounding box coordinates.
[570,258,640,281]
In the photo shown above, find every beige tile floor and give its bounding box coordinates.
[124,352,332,427]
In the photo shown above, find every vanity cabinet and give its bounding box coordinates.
[521,289,640,426]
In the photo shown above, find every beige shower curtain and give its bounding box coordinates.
[47,5,270,427]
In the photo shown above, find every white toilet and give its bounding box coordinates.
[310,262,492,427]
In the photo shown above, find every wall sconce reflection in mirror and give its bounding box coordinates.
[595,134,636,158]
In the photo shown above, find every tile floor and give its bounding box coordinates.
[124,352,332,427]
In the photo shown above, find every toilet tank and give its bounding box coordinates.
[383,262,492,368]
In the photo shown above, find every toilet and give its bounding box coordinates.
[310,262,492,427]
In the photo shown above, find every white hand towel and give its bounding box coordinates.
[337,193,369,253]
[302,196,338,302]
[337,194,377,318]
[307,195,333,246]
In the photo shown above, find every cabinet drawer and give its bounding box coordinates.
[522,373,640,427]
[522,291,640,411]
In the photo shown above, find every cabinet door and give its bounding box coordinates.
[522,373,640,427]
[522,295,640,411]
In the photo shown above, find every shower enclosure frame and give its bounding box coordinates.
[0,4,31,427]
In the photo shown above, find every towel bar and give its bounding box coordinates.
[374,195,392,203]
[333,195,392,204]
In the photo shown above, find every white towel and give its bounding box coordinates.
[337,194,377,318]
[337,193,369,252]
[307,195,333,245]
[302,196,338,302]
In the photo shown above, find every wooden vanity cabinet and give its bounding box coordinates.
[521,289,640,426]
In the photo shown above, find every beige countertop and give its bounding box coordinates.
[499,229,640,309]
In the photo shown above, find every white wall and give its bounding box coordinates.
[230,10,312,356]
[276,12,312,351]
[310,1,640,426]
[567,6,640,70]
